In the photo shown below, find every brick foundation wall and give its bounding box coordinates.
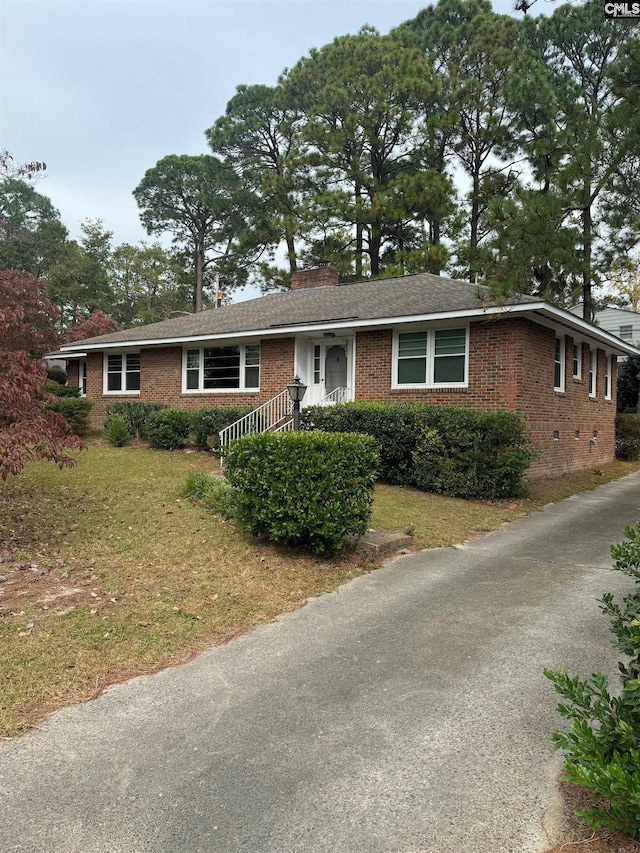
[354,320,617,480]
[85,338,295,430]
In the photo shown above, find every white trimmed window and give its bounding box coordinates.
[104,353,140,394]
[393,327,468,388]
[79,359,87,397]
[554,336,565,392]
[605,354,612,400]
[184,344,260,392]
[589,348,597,397]
[572,342,581,380]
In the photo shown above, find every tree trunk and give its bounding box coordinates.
[469,173,480,284]
[355,182,363,279]
[369,227,382,277]
[582,188,593,323]
[285,228,297,275]
[195,238,204,313]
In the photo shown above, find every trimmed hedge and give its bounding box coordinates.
[45,397,93,436]
[190,407,253,451]
[301,401,535,498]
[105,401,166,440]
[616,413,640,461]
[146,408,191,450]
[223,431,379,555]
[43,380,81,398]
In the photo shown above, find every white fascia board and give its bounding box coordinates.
[59,299,640,357]
[46,351,87,359]
[535,304,640,357]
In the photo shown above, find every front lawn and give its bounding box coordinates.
[1,442,639,738]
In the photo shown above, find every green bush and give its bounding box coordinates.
[190,407,253,451]
[616,414,640,461]
[300,402,428,484]
[146,408,191,450]
[301,402,534,498]
[545,522,640,838]
[105,401,166,440]
[223,431,379,555]
[43,380,81,398]
[181,472,236,519]
[45,397,93,436]
[104,414,131,447]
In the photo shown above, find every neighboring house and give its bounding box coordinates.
[58,268,640,479]
[569,304,640,350]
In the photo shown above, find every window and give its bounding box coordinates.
[589,348,597,397]
[605,355,612,400]
[104,353,140,394]
[184,344,260,392]
[572,342,581,379]
[619,324,633,342]
[554,337,565,392]
[79,359,87,397]
[434,329,466,383]
[397,332,428,384]
[394,327,467,387]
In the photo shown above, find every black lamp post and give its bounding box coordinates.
[287,375,307,431]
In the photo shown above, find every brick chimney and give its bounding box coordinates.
[290,267,340,290]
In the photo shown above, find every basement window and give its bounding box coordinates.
[183,344,260,392]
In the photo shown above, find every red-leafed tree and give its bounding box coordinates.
[65,310,120,343]
[0,269,83,480]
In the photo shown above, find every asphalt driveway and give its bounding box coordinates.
[2,473,640,853]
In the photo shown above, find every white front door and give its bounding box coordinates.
[307,339,352,405]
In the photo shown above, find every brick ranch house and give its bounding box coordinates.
[59,268,640,479]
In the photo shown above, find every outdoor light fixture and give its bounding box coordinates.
[287,375,307,430]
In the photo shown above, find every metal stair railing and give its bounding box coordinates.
[316,386,351,407]
[218,389,293,452]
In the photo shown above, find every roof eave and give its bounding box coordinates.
[58,300,640,359]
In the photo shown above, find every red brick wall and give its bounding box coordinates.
[85,339,295,429]
[354,319,617,479]
[82,324,617,479]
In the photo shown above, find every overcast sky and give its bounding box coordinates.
[2,0,525,289]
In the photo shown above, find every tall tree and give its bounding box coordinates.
[206,83,308,285]
[0,270,82,480]
[0,178,68,276]
[282,27,452,278]
[520,1,640,319]
[133,154,249,312]
[399,0,521,282]
[110,242,190,325]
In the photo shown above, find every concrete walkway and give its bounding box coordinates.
[2,473,640,853]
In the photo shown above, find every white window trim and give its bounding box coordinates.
[572,341,582,380]
[182,343,261,394]
[589,348,597,398]
[103,352,140,396]
[554,336,565,392]
[391,326,469,390]
[605,354,612,400]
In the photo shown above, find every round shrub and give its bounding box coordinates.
[224,431,379,555]
[190,406,253,451]
[146,408,191,450]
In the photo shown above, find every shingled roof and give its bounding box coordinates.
[60,272,538,350]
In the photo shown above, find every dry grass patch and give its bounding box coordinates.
[371,460,640,549]
[2,445,639,739]
[0,444,374,737]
